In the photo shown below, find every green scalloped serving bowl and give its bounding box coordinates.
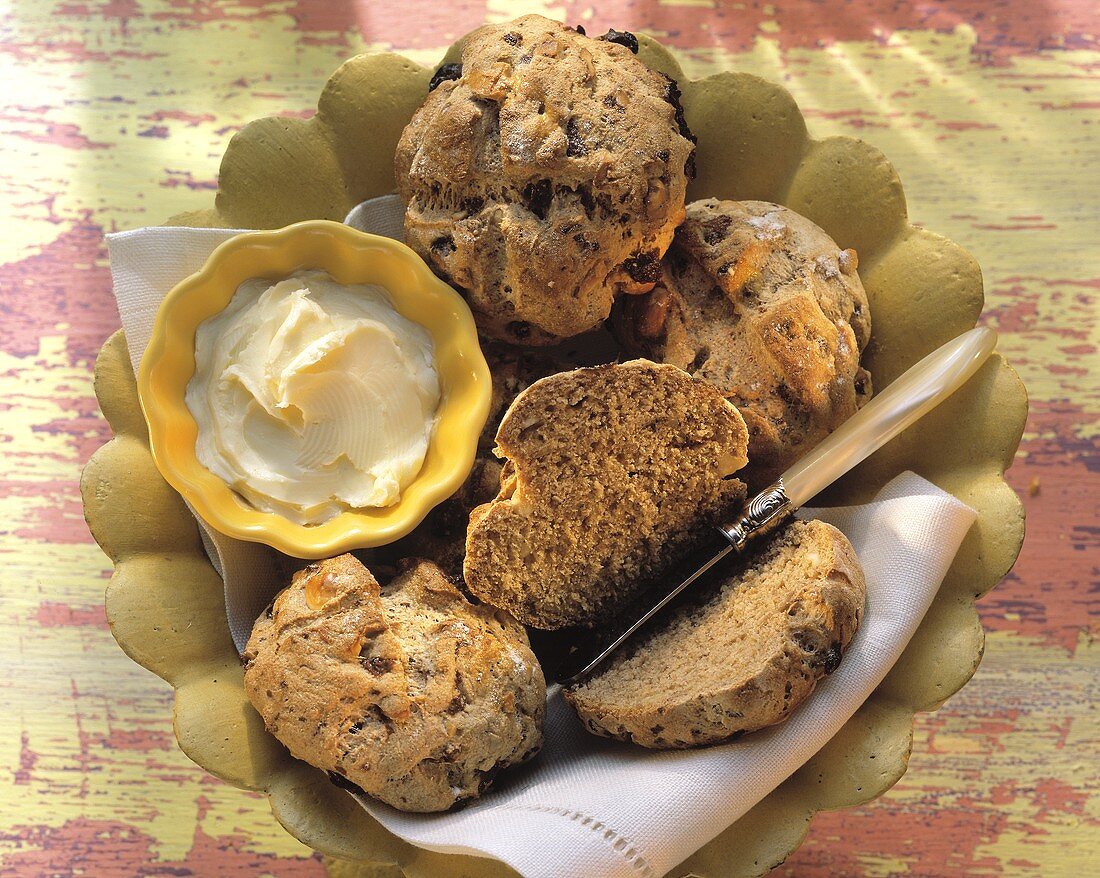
[81,32,1026,878]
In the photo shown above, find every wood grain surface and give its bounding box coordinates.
[1,1,1096,875]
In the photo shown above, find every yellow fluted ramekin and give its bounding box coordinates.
[137,220,491,559]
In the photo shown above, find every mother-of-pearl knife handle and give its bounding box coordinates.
[720,326,998,550]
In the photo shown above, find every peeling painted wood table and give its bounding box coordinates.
[1,1,1096,875]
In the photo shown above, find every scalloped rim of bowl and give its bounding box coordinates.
[84,31,1027,878]
[137,220,492,559]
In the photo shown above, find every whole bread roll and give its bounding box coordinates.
[615,199,872,489]
[396,15,696,344]
[463,360,749,629]
[565,519,865,748]
[243,555,545,812]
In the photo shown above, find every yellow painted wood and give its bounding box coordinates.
[2,2,1094,876]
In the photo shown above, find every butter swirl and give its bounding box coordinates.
[186,270,441,526]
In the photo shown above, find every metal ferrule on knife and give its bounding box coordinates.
[719,480,793,552]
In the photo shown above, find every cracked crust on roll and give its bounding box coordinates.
[565,519,865,748]
[396,15,696,344]
[242,554,545,812]
[615,199,873,490]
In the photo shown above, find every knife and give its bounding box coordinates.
[553,326,998,686]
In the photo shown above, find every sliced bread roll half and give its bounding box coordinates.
[564,519,865,748]
[463,359,750,629]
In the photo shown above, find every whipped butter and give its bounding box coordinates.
[185,270,441,526]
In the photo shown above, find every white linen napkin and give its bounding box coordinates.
[105,197,977,878]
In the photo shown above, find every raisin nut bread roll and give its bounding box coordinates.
[615,199,872,490]
[464,360,749,629]
[397,15,696,344]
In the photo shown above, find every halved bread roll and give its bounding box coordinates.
[565,519,865,748]
[463,359,750,629]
